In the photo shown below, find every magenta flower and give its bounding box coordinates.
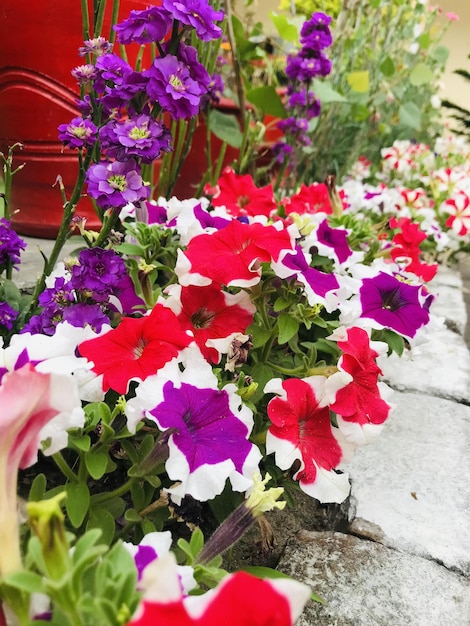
[85,159,150,210]
[0,301,19,330]
[163,0,224,42]
[359,271,430,338]
[0,218,26,269]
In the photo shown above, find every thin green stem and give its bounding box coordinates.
[109,0,120,43]
[91,478,135,505]
[52,452,79,483]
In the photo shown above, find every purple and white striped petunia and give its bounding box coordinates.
[125,348,261,503]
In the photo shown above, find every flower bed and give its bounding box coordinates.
[0,1,468,624]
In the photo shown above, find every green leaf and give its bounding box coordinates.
[87,507,116,545]
[382,329,405,357]
[208,109,243,148]
[380,56,395,77]
[189,527,204,557]
[277,313,299,345]
[431,45,449,66]
[66,482,90,528]
[399,102,422,130]
[116,243,146,257]
[29,473,47,502]
[273,297,290,312]
[3,571,45,594]
[246,85,287,118]
[417,33,430,49]
[85,448,109,480]
[249,324,272,349]
[346,71,370,93]
[72,528,103,564]
[269,12,299,43]
[409,63,434,86]
[69,434,91,452]
[312,79,347,103]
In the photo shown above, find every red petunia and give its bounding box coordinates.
[209,167,277,218]
[176,219,293,288]
[282,183,334,215]
[165,284,255,363]
[389,216,438,282]
[265,376,352,503]
[330,327,390,427]
[78,304,192,394]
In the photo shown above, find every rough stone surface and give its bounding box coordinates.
[277,531,470,626]
[16,236,78,291]
[347,391,470,576]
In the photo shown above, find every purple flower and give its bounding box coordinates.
[300,12,333,51]
[316,219,353,263]
[163,0,224,41]
[62,303,110,332]
[58,117,98,149]
[359,272,430,338]
[71,64,98,85]
[0,218,26,269]
[177,43,211,91]
[114,7,172,44]
[280,246,340,302]
[70,247,128,302]
[95,53,132,84]
[38,277,75,312]
[85,159,150,209]
[0,301,19,330]
[101,71,149,109]
[144,55,204,119]
[78,37,113,57]
[99,114,172,163]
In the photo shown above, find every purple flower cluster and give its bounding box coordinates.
[23,248,143,336]
[0,301,19,330]
[274,12,333,160]
[0,218,26,270]
[58,0,225,212]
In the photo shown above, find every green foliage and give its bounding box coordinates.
[278,0,341,19]
[442,57,470,139]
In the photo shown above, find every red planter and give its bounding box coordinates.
[0,0,155,238]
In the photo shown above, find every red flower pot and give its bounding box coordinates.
[0,0,155,238]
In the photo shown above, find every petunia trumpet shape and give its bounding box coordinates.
[78,304,192,394]
[128,552,311,626]
[0,364,82,576]
[265,376,354,503]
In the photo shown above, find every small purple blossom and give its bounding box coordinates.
[144,54,204,119]
[95,53,133,84]
[99,114,172,163]
[38,277,75,311]
[163,0,224,42]
[300,12,333,51]
[359,272,430,338]
[85,159,150,209]
[114,7,172,44]
[71,64,98,85]
[62,303,110,332]
[0,301,19,330]
[78,37,113,57]
[0,218,26,269]
[58,117,98,149]
[70,247,128,302]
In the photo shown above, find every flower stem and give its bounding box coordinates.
[52,452,79,483]
[91,477,135,505]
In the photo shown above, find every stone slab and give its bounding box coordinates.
[277,531,470,626]
[16,237,78,291]
[346,391,470,576]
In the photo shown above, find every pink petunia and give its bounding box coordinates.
[0,364,82,576]
[78,304,192,394]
